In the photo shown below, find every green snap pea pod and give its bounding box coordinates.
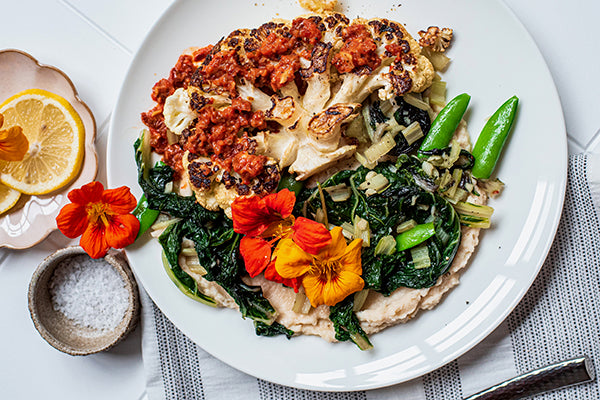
[277,171,304,196]
[418,93,471,158]
[133,194,160,239]
[395,222,436,252]
[471,96,519,179]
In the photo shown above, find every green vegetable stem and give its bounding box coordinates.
[418,93,470,158]
[395,222,436,252]
[277,171,304,196]
[133,194,160,239]
[471,96,519,179]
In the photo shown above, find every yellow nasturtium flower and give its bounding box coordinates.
[275,227,364,307]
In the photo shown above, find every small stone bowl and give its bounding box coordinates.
[28,246,140,355]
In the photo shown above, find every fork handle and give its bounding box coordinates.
[463,356,595,400]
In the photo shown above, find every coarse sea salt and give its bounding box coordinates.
[49,254,129,332]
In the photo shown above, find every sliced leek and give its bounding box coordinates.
[341,222,356,239]
[422,48,451,71]
[403,92,431,111]
[355,152,377,170]
[411,245,432,269]
[429,80,447,107]
[364,131,396,163]
[454,201,494,218]
[396,219,417,234]
[358,173,389,193]
[353,216,371,247]
[402,121,424,145]
[324,184,352,202]
[353,289,370,312]
[454,201,494,228]
[350,331,373,351]
[375,235,397,255]
[292,291,312,314]
[151,217,182,231]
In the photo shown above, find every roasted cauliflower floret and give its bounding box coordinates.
[328,18,434,106]
[183,151,280,217]
[418,26,453,52]
[182,153,237,217]
[299,41,334,114]
[163,88,196,135]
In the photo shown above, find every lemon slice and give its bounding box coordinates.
[0,89,85,195]
[0,183,21,214]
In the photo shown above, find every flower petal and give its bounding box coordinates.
[339,238,363,275]
[274,238,313,279]
[101,186,138,214]
[264,260,301,292]
[231,196,272,236]
[0,126,28,161]
[302,274,327,307]
[291,217,331,254]
[318,227,349,261]
[303,270,364,307]
[322,270,364,306]
[56,203,89,238]
[263,189,295,219]
[68,181,104,205]
[104,214,140,249]
[240,236,272,277]
[80,223,110,259]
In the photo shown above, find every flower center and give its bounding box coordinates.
[86,202,112,227]
[262,215,295,241]
[312,258,340,283]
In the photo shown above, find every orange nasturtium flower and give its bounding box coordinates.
[231,189,331,290]
[56,181,140,258]
[275,227,364,307]
[0,113,28,161]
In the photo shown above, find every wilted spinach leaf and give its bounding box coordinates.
[391,96,431,155]
[254,321,294,339]
[134,138,280,332]
[299,158,461,295]
[298,157,460,348]
[329,297,372,350]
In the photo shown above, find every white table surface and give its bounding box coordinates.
[1,1,598,399]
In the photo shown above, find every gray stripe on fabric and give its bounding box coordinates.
[507,154,600,399]
[153,302,206,400]
[257,379,367,400]
[422,359,462,400]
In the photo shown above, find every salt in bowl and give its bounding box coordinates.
[28,246,139,355]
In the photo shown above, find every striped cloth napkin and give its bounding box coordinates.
[140,153,599,399]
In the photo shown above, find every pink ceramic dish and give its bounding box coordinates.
[0,49,97,249]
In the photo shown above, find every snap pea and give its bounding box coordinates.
[471,96,519,179]
[133,194,160,239]
[418,93,471,158]
[395,222,436,252]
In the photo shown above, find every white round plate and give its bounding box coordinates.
[108,0,566,391]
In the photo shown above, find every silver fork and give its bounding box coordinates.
[463,356,595,400]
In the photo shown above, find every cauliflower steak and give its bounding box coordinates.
[143,12,435,213]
